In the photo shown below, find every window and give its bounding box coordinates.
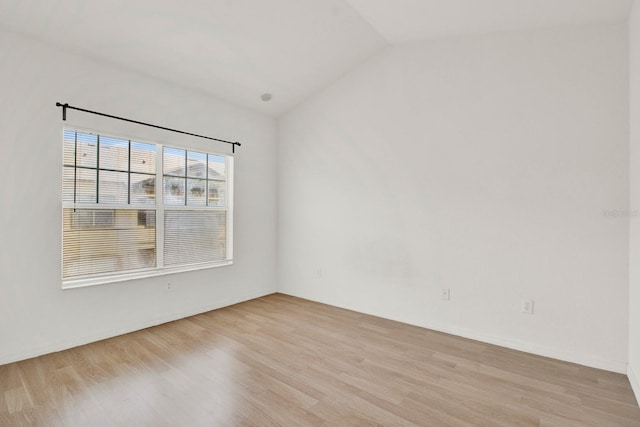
[62,128,233,287]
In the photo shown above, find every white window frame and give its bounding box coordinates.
[61,126,234,289]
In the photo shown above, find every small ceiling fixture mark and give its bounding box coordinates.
[261,93,272,102]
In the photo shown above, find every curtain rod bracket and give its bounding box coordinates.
[56,102,68,121]
[55,102,241,153]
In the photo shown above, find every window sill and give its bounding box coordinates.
[61,260,233,290]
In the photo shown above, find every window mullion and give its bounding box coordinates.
[96,134,100,203]
[127,140,131,205]
[73,132,78,206]
[183,150,187,206]
[157,144,165,269]
[206,152,209,207]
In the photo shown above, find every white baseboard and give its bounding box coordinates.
[629,365,640,405]
[278,291,628,374]
[421,321,628,374]
[0,290,275,366]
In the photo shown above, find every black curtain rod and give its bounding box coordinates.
[55,102,241,153]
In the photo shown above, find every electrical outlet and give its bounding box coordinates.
[441,288,450,301]
[166,282,173,292]
[521,299,534,315]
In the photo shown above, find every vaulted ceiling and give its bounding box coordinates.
[0,0,633,116]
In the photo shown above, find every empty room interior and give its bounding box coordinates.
[2,0,640,425]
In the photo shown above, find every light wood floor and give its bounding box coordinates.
[1,294,639,426]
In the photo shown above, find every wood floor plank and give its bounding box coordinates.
[1,293,639,426]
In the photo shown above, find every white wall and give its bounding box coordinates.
[0,32,277,365]
[278,23,630,372]
[629,0,640,401]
